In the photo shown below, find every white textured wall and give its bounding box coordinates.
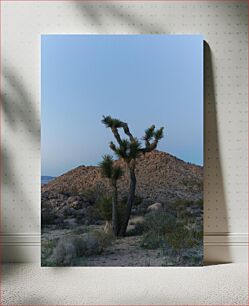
[1,1,248,263]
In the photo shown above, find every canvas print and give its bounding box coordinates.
[41,35,203,266]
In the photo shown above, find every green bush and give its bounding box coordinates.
[127,222,145,236]
[41,239,57,266]
[174,199,193,209]
[98,197,112,221]
[50,238,77,266]
[71,226,88,235]
[140,212,176,249]
[195,199,203,208]
[143,212,176,235]
[41,211,56,226]
[166,224,195,252]
[97,196,126,233]
[191,228,203,245]
[81,183,106,204]
[140,232,164,249]
[92,229,114,248]
[178,210,195,225]
[73,233,103,257]
[163,225,203,266]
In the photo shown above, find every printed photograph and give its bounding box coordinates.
[41,34,203,266]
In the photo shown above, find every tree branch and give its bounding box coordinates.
[120,122,135,142]
[111,127,122,145]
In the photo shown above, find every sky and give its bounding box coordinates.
[41,34,203,177]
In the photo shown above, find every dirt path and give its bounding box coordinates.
[86,236,165,266]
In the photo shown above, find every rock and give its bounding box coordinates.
[136,199,153,214]
[147,202,162,212]
[67,196,80,203]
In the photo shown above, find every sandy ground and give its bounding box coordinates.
[86,235,165,266]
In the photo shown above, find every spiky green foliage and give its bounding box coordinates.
[102,115,164,160]
[144,125,155,141]
[99,155,113,179]
[112,167,123,181]
[97,197,126,230]
[109,138,142,161]
[128,138,142,159]
[101,116,122,129]
[99,154,123,183]
[97,197,112,221]
[109,141,117,152]
[142,126,164,152]
[154,127,164,140]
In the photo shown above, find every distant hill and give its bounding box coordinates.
[41,176,55,185]
[42,151,203,203]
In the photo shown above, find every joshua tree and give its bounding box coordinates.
[99,155,123,236]
[102,116,164,236]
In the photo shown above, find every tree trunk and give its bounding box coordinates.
[119,164,136,236]
[112,183,118,236]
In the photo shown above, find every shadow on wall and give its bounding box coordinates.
[204,42,230,263]
[2,66,39,136]
[1,66,40,234]
[74,2,166,33]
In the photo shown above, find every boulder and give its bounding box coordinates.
[147,202,162,212]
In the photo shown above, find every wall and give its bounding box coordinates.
[1,0,248,263]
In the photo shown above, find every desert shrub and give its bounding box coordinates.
[127,222,145,236]
[140,212,176,249]
[41,239,57,266]
[85,206,102,224]
[71,226,88,235]
[50,238,77,266]
[92,229,114,248]
[82,183,107,204]
[163,225,203,266]
[166,224,195,252]
[98,197,112,221]
[143,212,176,235]
[140,232,164,249]
[195,199,203,208]
[174,199,194,209]
[191,228,203,245]
[49,233,104,266]
[75,206,101,225]
[178,210,195,225]
[75,213,85,224]
[62,206,73,217]
[73,233,103,257]
[41,210,56,226]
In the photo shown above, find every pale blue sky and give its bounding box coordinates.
[41,35,203,177]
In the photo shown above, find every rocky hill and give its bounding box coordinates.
[42,150,203,203]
